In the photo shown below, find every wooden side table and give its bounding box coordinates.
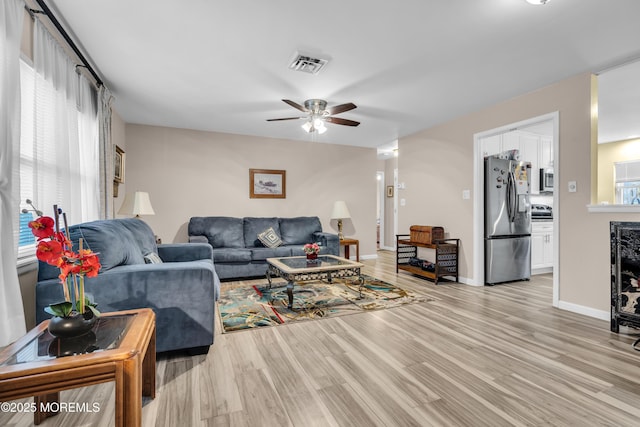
[340,238,360,261]
[0,308,156,427]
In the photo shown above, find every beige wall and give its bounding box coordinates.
[120,125,379,257]
[597,138,640,204]
[398,72,640,316]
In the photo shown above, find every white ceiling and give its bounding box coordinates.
[45,0,640,153]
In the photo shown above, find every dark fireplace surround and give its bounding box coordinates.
[610,221,640,332]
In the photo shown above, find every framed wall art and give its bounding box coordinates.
[114,145,125,184]
[250,169,286,199]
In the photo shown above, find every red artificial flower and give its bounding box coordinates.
[28,216,55,239]
[35,240,63,264]
[54,231,70,248]
[78,249,101,278]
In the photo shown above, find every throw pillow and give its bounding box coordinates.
[144,252,163,264]
[257,227,282,248]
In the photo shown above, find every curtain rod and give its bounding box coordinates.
[30,0,104,87]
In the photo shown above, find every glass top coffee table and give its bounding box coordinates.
[0,308,155,427]
[266,254,364,309]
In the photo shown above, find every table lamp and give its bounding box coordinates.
[118,191,155,218]
[331,201,351,240]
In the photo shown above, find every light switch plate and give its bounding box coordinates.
[568,181,577,192]
[462,190,470,200]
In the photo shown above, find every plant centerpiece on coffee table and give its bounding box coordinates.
[303,242,320,260]
[25,200,101,337]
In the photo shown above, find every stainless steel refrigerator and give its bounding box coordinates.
[484,156,532,285]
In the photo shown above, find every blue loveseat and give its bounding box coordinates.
[35,218,220,354]
[188,216,339,280]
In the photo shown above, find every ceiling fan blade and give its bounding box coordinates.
[266,117,305,121]
[326,102,357,115]
[282,99,308,112]
[325,117,360,127]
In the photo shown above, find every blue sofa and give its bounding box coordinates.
[35,218,220,354]
[188,216,339,280]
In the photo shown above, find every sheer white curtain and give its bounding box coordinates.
[29,19,100,225]
[98,86,115,218]
[0,0,27,346]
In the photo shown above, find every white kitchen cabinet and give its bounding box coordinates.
[482,131,528,159]
[519,133,540,194]
[531,222,553,272]
[502,131,521,152]
[481,134,502,157]
[539,136,553,170]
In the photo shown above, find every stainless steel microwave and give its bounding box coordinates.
[540,169,554,192]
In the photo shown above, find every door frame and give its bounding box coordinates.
[473,112,559,307]
[377,171,385,248]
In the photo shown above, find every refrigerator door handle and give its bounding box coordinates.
[507,171,516,223]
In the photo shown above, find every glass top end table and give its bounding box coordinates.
[1,314,135,366]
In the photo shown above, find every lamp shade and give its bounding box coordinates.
[118,191,155,217]
[331,201,351,219]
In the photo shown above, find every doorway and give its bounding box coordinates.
[376,171,385,249]
[473,112,560,307]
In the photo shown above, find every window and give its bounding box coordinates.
[17,59,36,260]
[16,55,100,262]
[614,159,640,204]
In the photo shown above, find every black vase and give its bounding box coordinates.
[48,331,98,357]
[47,310,97,338]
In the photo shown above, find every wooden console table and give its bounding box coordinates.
[0,308,156,426]
[340,238,360,261]
[396,235,459,284]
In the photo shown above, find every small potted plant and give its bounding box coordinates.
[303,242,320,260]
[25,200,101,337]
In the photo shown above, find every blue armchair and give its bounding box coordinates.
[35,218,220,354]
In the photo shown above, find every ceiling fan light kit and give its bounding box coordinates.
[267,99,360,134]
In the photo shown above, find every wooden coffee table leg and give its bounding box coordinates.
[34,392,59,425]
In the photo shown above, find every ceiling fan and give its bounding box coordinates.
[267,99,360,134]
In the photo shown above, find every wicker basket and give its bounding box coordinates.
[409,226,444,245]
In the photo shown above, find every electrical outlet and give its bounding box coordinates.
[400,198,406,206]
[462,190,470,200]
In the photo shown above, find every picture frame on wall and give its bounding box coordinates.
[250,169,286,199]
[386,185,394,197]
[114,145,125,184]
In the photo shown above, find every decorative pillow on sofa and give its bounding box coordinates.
[257,227,282,248]
[144,252,163,264]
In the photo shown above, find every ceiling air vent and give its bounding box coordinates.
[288,53,329,75]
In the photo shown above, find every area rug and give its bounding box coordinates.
[218,275,432,333]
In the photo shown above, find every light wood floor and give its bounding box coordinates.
[3,250,640,426]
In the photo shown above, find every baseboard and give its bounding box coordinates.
[532,267,553,275]
[379,245,395,251]
[355,254,378,261]
[557,300,609,321]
